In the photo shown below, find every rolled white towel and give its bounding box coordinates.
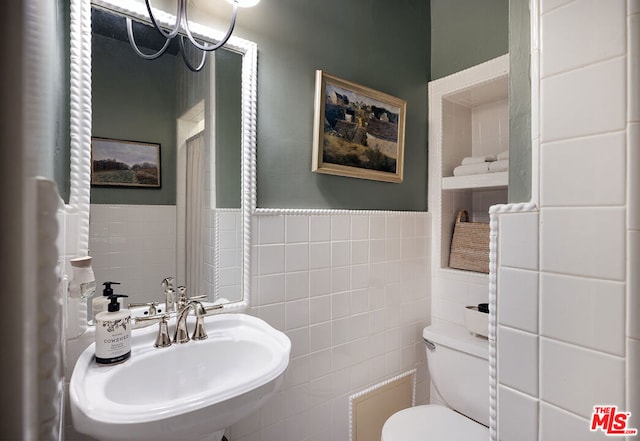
[489,159,509,173]
[497,150,509,161]
[461,154,497,165]
[453,162,490,176]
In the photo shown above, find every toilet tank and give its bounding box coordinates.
[423,323,489,426]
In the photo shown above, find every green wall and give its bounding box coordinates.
[508,0,531,203]
[234,0,431,210]
[92,33,177,205]
[215,49,242,209]
[430,0,509,80]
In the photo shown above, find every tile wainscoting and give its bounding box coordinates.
[230,211,431,441]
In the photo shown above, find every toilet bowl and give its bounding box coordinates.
[382,323,489,441]
[381,404,488,440]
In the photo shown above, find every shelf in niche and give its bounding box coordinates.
[441,171,508,190]
[440,266,489,277]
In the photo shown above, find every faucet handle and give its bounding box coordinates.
[173,295,191,344]
[128,301,160,316]
[161,277,175,290]
[187,301,208,341]
[154,315,172,348]
[204,304,224,314]
[175,288,208,309]
[134,314,173,348]
[163,278,176,313]
[176,286,188,310]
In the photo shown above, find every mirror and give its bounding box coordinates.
[68,0,256,317]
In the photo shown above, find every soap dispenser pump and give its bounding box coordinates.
[95,294,131,365]
[92,281,121,321]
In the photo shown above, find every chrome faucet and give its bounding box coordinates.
[176,286,188,311]
[136,300,224,348]
[173,300,208,343]
[162,277,176,313]
[176,285,208,311]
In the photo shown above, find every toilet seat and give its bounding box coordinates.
[381,404,489,441]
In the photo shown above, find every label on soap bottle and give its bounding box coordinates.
[95,314,131,365]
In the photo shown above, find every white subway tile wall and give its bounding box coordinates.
[630,124,640,231]
[497,267,538,333]
[540,338,625,419]
[540,273,625,356]
[539,402,610,441]
[498,385,539,441]
[89,204,236,306]
[431,272,489,326]
[540,57,626,142]
[539,0,575,15]
[630,230,640,340]
[497,326,538,396]
[540,207,625,280]
[540,132,626,207]
[89,204,176,303]
[499,211,539,271]
[629,91,640,438]
[629,338,640,431]
[495,2,638,439]
[213,209,243,302]
[228,212,431,441]
[540,0,625,77]
[631,11,640,121]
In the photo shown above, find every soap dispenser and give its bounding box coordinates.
[95,294,131,365]
[93,281,121,321]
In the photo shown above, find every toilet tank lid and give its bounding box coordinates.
[423,323,488,360]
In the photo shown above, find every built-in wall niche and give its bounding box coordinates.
[439,188,506,269]
[441,75,509,188]
[429,54,509,276]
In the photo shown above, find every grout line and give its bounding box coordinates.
[499,265,626,284]
[540,127,627,145]
[540,51,626,81]
[539,335,626,360]
[540,127,628,146]
[536,398,599,423]
[539,0,578,17]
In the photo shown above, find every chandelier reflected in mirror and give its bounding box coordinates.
[127,0,259,72]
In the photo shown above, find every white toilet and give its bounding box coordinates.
[382,323,489,440]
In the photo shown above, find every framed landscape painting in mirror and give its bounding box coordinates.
[91,137,161,188]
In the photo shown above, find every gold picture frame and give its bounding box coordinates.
[312,70,406,183]
[91,137,161,188]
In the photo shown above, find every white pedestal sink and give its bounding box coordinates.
[70,313,291,441]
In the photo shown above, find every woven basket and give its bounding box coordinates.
[448,210,490,273]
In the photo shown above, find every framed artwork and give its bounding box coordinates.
[312,70,406,183]
[91,137,161,188]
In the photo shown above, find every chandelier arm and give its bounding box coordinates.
[179,36,208,72]
[126,18,171,60]
[144,0,183,40]
[182,2,238,52]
